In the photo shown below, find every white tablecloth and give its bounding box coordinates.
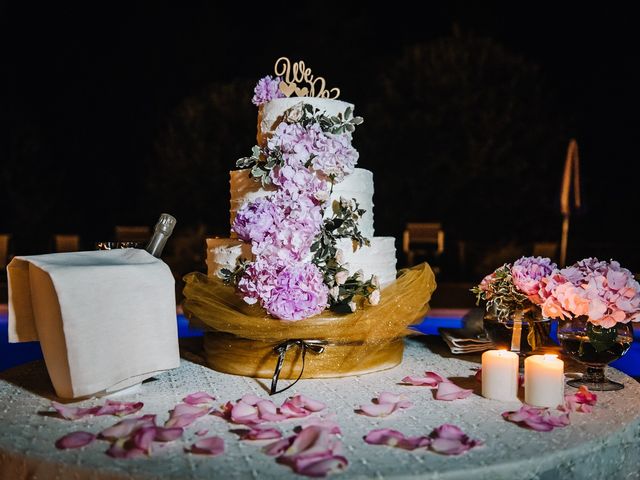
[1,337,639,480]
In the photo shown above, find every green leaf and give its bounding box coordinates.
[344,106,352,119]
[587,323,618,353]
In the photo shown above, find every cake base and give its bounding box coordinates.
[203,332,404,379]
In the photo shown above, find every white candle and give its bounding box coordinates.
[524,354,564,408]
[481,350,519,401]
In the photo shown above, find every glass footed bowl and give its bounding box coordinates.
[557,315,634,391]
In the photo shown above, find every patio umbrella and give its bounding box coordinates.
[559,139,581,267]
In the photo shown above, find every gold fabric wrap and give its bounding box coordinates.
[182,262,436,379]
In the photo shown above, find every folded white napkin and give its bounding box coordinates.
[7,249,180,399]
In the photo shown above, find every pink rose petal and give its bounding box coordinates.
[106,438,147,459]
[359,403,398,417]
[188,436,225,456]
[55,431,96,449]
[377,392,403,404]
[133,426,157,453]
[364,428,406,446]
[99,415,157,441]
[51,402,101,420]
[300,415,342,435]
[503,405,571,431]
[239,426,283,441]
[295,455,349,477]
[359,392,413,417]
[96,400,144,417]
[264,436,294,456]
[435,381,473,401]
[364,428,430,451]
[183,391,216,406]
[240,394,263,405]
[401,371,445,387]
[153,426,184,442]
[230,400,261,425]
[165,403,211,428]
[293,394,327,412]
[564,385,598,413]
[428,424,482,455]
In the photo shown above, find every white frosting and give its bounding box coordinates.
[206,236,397,288]
[335,237,397,287]
[229,168,375,239]
[257,97,354,145]
[205,238,252,278]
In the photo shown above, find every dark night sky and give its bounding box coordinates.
[2,3,639,272]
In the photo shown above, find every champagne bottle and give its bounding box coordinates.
[145,213,177,257]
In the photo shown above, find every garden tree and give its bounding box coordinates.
[359,30,571,252]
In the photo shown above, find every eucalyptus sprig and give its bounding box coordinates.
[297,103,364,135]
[236,145,284,188]
[311,197,370,271]
[471,265,532,323]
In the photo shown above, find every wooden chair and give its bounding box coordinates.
[114,225,151,243]
[402,223,445,269]
[0,234,10,270]
[54,234,81,253]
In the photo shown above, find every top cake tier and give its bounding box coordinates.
[257,97,355,145]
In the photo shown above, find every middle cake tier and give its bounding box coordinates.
[229,167,375,239]
[207,236,397,287]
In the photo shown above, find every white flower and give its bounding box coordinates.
[348,301,357,312]
[355,269,364,282]
[335,270,348,285]
[284,102,304,123]
[335,249,345,264]
[329,286,340,300]
[314,189,330,203]
[371,275,380,288]
[368,289,381,306]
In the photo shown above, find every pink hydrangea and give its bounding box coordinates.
[541,258,640,327]
[252,76,284,106]
[310,133,359,182]
[263,262,329,320]
[511,256,557,304]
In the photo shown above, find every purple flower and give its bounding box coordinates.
[511,256,557,304]
[269,164,325,202]
[268,123,323,166]
[232,197,280,245]
[237,258,279,305]
[252,76,285,106]
[263,263,329,320]
[310,132,359,182]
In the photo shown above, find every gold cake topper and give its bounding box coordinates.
[274,57,340,99]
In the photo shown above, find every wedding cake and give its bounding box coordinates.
[206,59,397,321]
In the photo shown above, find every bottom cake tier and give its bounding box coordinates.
[206,236,397,286]
[204,332,404,379]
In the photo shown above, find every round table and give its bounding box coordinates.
[1,337,639,480]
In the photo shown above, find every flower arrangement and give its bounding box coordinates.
[472,256,557,323]
[538,258,640,328]
[221,76,375,321]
